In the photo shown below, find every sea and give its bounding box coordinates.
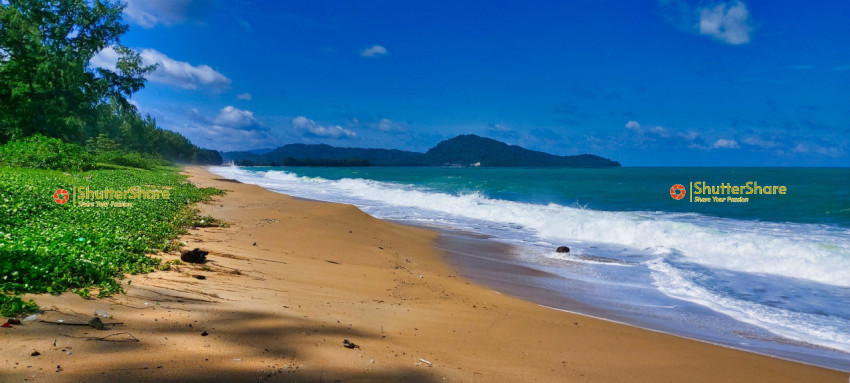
[209,165,850,371]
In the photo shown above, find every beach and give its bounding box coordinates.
[1,167,846,382]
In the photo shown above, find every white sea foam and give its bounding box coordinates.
[647,258,850,353]
[213,166,850,288]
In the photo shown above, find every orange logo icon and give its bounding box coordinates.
[54,189,69,204]
[670,184,686,200]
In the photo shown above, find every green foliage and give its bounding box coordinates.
[86,133,122,154]
[94,150,169,170]
[0,134,93,171]
[191,215,229,228]
[0,294,38,317]
[0,166,224,314]
[0,1,222,166]
[0,0,154,143]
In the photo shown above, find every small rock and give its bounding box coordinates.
[252,242,257,246]
[180,248,208,264]
[342,339,360,349]
[31,351,40,356]
[89,317,105,330]
[201,331,209,336]
[556,246,570,253]
[7,318,21,325]
[94,309,111,319]
[193,274,206,280]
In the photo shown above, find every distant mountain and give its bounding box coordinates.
[221,134,620,168]
[222,143,423,166]
[419,135,620,167]
[246,148,277,155]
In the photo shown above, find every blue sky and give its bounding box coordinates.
[98,0,850,166]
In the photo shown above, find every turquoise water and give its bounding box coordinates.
[249,167,850,227]
[211,166,850,370]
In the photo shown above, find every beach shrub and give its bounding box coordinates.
[0,166,224,314]
[94,150,170,170]
[0,295,38,317]
[86,133,169,169]
[0,135,94,171]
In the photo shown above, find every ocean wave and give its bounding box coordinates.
[211,165,850,357]
[647,258,850,353]
[212,166,850,288]
[210,167,850,287]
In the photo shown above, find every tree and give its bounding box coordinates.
[0,0,154,143]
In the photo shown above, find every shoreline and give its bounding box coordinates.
[1,166,846,382]
[434,227,850,372]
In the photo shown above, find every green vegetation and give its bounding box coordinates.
[0,0,222,165]
[0,134,94,171]
[0,1,227,316]
[0,166,223,313]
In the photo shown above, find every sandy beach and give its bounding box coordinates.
[1,167,846,382]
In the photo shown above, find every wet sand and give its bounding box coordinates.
[0,167,846,382]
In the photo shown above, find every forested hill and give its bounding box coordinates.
[223,144,423,167]
[222,135,620,168]
[419,135,620,167]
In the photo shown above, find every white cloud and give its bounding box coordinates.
[373,118,406,132]
[360,45,388,57]
[649,126,670,137]
[176,123,273,151]
[123,0,215,28]
[236,93,252,101]
[791,143,843,157]
[93,47,231,90]
[713,138,740,149]
[490,123,511,132]
[659,0,754,45]
[214,106,258,129]
[90,46,121,69]
[698,1,752,45]
[624,120,670,137]
[166,105,271,151]
[141,49,231,90]
[293,116,357,138]
[678,131,700,141]
[742,136,779,148]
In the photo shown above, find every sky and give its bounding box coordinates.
[98,0,850,166]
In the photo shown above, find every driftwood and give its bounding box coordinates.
[86,332,139,342]
[39,320,123,326]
